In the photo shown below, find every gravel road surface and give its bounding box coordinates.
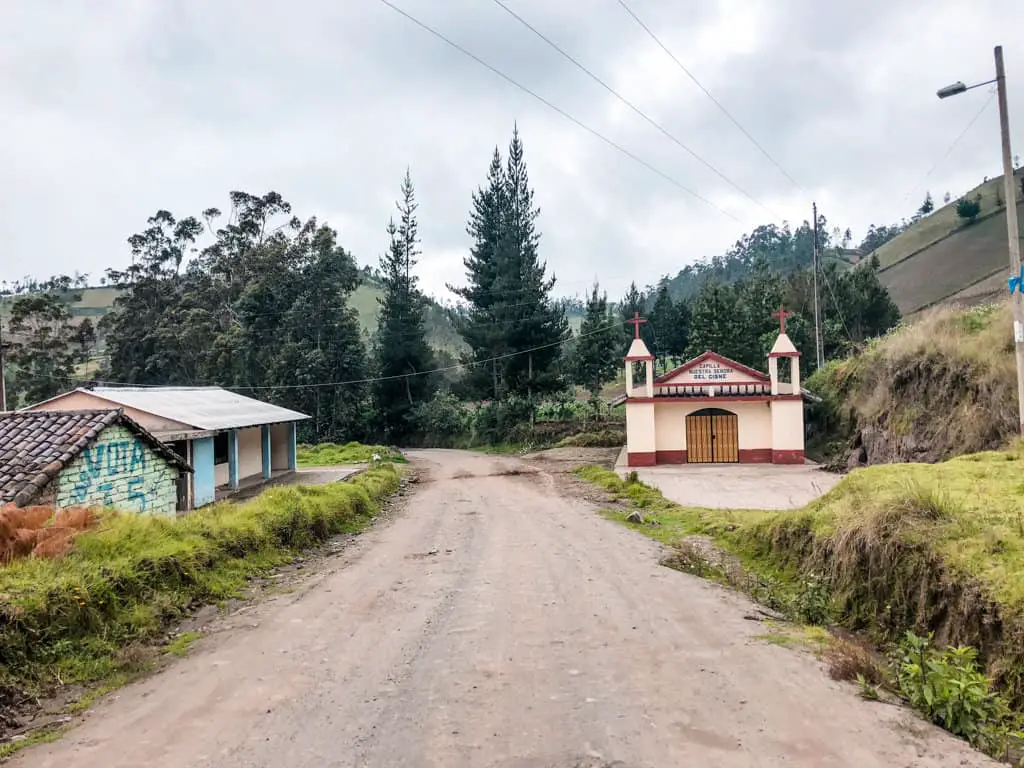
[13,450,996,768]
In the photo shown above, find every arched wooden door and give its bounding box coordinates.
[686,408,739,463]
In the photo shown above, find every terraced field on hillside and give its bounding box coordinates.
[878,199,1022,316]
[874,174,1017,270]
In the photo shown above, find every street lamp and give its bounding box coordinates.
[938,46,1024,435]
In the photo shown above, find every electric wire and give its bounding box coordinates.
[375,0,738,221]
[902,90,996,205]
[615,0,805,193]
[489,0,776,217]
[8,317,631,391]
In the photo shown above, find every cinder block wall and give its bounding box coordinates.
[56,424,180,516]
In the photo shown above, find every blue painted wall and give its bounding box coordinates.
[261,425,272,480]
[192,437,216,508]
[228,429,239,489]
[288,423,297,470]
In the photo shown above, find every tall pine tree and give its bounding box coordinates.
[452,127,568,402]
[686,282,753,365]
[451,149,508,399]
[647,284,679,373]
[499,127,568,400]
[618,281,647,347]
[571,282,620,413]
[373,170,436,441]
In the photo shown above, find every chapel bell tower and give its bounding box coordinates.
[623,312,657,466]
[624,312,654,397]
[767,305,805,464]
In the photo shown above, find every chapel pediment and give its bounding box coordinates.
[655,351,769,386]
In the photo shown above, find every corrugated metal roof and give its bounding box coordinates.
[82,387,309,432]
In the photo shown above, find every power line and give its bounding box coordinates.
[375,0,738,221]
[11,318,630,392]
[615,0,804,193]
[903,89,996,205]
[489,0,775,217]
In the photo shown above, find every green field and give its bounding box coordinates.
[873,169,1023,317]
[879,206,1020,316]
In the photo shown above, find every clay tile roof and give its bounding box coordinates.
[0,409,191,507]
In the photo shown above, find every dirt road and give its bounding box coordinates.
[13,450,995,767]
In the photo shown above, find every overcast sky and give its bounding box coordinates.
[2,0,1022,302]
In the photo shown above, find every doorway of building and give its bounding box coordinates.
[686,408,739,463]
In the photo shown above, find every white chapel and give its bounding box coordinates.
[622,307,807,467]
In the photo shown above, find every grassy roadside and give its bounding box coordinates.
[296,441,406,466]
[575,459,1024,758]
[0,464,401,745]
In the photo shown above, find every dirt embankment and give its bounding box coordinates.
[807,302,1017,469]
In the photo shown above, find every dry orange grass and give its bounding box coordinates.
[0,503,99,563]
[824,636,886,685]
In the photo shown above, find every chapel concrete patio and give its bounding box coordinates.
[614,448,841,510]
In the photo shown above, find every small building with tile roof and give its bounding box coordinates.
[0,409,192,514]
[22,386,308,508]
[622,307,808,467]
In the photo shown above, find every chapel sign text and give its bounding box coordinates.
[689,361,730,381]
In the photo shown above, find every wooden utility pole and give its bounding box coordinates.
[811,202,824,369]
[995,45,1024,434]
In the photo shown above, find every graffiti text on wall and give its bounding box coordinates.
[70,439,151,509]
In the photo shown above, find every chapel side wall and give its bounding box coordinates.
[625,401,656,464]
[735,402,772,450]
[55,424,179,516]
[653,406,687,452]
[771,400,805,463]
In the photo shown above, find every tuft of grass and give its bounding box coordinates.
[0,465,400,701]
[296,441,406,467]
[754,622,831,654]
[825,636,886,685]
[165,631,201,658]
[0,724,67,759]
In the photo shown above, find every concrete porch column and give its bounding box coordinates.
[228,429,239,489]
[261,425,272,480]
[288,423,297,471]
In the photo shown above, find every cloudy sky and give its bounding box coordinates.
[1,0,1022,302]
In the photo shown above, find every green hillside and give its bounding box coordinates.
[1,281,586,360]
[874,169,1024,317]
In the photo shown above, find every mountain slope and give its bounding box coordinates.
[874,169,1024,316]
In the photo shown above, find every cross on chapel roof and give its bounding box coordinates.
[627,311,647,340]
[771,304,794,335]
